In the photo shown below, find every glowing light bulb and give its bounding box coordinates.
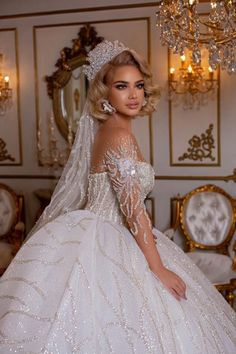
[180,54,186,62]
[170,67,175,74]
[188,65,193,73]
[211,1,217,9]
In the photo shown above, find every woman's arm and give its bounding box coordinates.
[104,130,187,301]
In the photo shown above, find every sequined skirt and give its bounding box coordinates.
[0,210,235,353]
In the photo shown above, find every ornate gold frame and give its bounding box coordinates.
[170,184,236,306]
[45,24,103,140]
[171,184,236,259]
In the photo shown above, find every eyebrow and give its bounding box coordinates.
[112,79,144,84]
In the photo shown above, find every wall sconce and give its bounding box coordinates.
[168,52,218,110]
[0,54,13,116]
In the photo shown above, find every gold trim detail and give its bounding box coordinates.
[155,169,236,182]
[0,138,15,162]
[178,123,215,162]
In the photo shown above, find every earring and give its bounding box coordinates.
[142,99,147,107]
[102,100,116,114]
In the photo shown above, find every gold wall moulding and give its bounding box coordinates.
[155,169,236,183]
[178,123,215,162]
[0,138,15,162]
[1,169,236,182]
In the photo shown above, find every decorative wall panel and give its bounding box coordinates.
[0,28,22,165]
[168,48,220,167]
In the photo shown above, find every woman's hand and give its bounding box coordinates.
[153,266,187,301]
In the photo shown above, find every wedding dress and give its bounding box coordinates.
[0,132,235,354]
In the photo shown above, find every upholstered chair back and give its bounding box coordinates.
[0,183,25,275]
[174,185,236,254]
[0,184,19,237]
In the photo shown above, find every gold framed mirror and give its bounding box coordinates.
[46,24,103,141]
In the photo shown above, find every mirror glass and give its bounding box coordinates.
[46,24,103,140]
[61,68,87,133]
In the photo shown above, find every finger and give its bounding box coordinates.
[180,279,187,291]
[174,284,187,300]
[176,278,187,294]
[169,288,181,301]
[174,282,185,295]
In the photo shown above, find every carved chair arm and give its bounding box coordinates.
[8,221,25,256]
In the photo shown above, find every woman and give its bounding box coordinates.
[0,40,235,353]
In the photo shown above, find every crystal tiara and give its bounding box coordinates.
[83,40,129,81]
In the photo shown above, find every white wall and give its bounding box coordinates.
[0,1,236,249]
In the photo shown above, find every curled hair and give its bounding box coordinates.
[87,50,160,121]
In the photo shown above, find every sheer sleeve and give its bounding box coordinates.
[103,132,153,244]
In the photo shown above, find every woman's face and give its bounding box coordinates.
[106,65,145,118]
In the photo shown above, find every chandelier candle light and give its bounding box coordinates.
[169,52,218,109]
[156,0,236,74]
[0,54,13,116]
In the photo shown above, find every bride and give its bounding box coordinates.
[0,40,235,354]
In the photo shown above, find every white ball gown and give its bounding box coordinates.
[0,136,236,354]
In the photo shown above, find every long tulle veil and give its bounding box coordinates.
[26,40,129,240]
[25,102,99,240]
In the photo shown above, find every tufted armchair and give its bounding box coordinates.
[169,184,236,307]
[0,183,25,276]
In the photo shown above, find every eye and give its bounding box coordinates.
[136,82,145,89]
[115,84,127,90]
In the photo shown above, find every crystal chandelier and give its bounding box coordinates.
[169,52,218,109]
[0,54,12,116]
[156,0,236,74]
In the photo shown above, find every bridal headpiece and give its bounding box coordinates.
[83,40,129,81]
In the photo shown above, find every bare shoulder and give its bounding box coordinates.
[97,127,137,148]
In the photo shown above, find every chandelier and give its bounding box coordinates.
[156,0,236,74]
[169,51,218,109]
[0,54,12,116]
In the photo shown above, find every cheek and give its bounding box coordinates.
[109,91,126,105]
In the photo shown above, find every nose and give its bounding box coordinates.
[129,87,137,99]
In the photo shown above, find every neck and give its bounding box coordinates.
[101,113,132,132]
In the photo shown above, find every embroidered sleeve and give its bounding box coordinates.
[104,134,152,244]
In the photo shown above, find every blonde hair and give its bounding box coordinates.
[87,50,160,121]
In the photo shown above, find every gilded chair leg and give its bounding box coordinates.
[225,290,235,308]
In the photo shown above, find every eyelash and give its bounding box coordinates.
[115,83,145,90]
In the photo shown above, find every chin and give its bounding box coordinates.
[125,109,141,117]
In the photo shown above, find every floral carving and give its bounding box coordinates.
[0,138,15,162]
[178,124,215,162]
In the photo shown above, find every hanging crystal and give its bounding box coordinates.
[156,0,236,74]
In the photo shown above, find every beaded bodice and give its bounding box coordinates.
[85,161,155,226]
